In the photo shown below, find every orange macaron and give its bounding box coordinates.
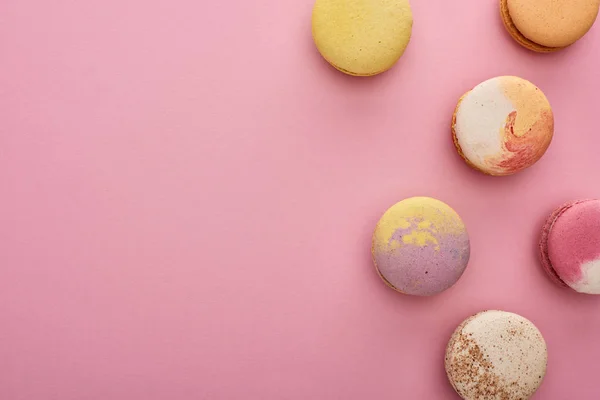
[500,0,600,52]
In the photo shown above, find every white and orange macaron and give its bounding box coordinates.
[452,76,554,176]
[445,311,548,400]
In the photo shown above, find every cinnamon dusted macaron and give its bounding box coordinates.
[371,197,470,296]
[445,311,548,400]
[539,199,600,294]
[452,76,554,176]
[312,0,413,76]
[501,0,600,52]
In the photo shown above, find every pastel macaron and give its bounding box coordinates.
[372,197,470,296]
[539,199,600,294]
[452,76,554,176]
[445,311,547,400]
[501,0,599,52]
[312,0,413,76]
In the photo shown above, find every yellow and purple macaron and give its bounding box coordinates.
[372,197,470,296]
[452,76,554,176]
[500,0,599,52]
[445,311,547,400]
[539,199,600,294]
[311,0,413,76]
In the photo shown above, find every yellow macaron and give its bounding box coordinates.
[312,0,413,76]
[500,0,600,52]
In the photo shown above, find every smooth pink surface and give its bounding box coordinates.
[547,200,600,284]
[2,0,600,399]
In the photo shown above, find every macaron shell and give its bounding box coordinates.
[499,0,562,53]
[546,199,600,294]
[452,94,492,175]
[372,197,470,296]
[452,76,553,176]
[445,311,547,400]
[538,201,581,288]
[507,0,600,48]
[312,0,413,76]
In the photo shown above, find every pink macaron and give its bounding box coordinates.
[539,199,600,294]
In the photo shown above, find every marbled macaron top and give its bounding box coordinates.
[445,311,547,400]
[372,197,470,296]
[540,199,600,294]
[453,76,554,176]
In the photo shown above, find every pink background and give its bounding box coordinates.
[1,0,600,398]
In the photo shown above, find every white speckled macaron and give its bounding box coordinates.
[445,310,547,400]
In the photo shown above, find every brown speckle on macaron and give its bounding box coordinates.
[445,311,547,400]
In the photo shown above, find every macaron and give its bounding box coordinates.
[500,0,600,52]
[445,311,547,400]
[371,197,470,296]
[311,0,413,76]
[452,76,554,176]
[539,199,600,294]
